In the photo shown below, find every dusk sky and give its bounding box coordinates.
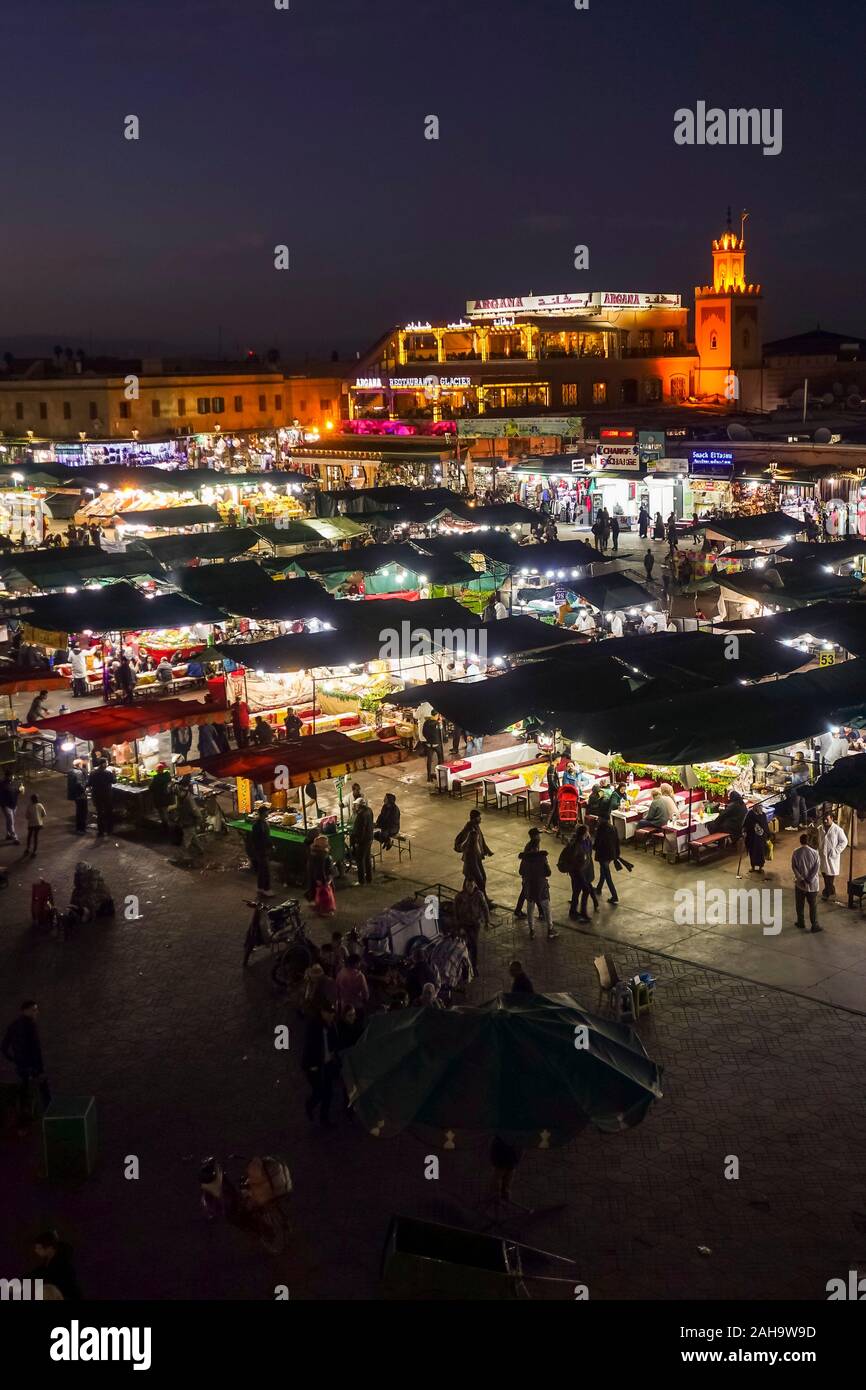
[4,0,864,358]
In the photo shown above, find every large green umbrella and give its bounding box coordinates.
[343,992,662,1149]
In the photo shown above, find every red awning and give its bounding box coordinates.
[0,671,68,695]
[198,730,405,786]
[35,699,228,744]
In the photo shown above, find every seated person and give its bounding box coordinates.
[707,788,748,841]
[656,781,679,822]
[374,792,400,848]
[585,783,607,818]
[155,657,174,685]
[638,791,674,829]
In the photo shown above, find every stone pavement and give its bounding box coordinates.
[1,755,866,1301]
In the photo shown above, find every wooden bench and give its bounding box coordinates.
[633,826,666,853]
[689,832,731,865]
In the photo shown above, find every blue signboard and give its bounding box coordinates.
[689,447,734,479]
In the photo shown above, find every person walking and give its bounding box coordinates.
[593,812,621,904]
[544,757,560,830]
[743,802,771,874]
[422,712,444,783]
[116,655,136,704]
[610,514,620,552]
[558,822,598,920]
[653,511,665,541]
[66,760,89,833]
[2,1000,50,1127]
[249,805,273,895]
[308,834,336,915]
[643,548,655,585]
[24,794,46,856]
[0,769,21,843]
[350,797,375,885]
[792,834,822,932]
[638,504,649,540]
[454,876,490,971]
[454,808,493,897]
[302,1006,340,1127]
[518,827,558,940]
[818,810,848,900]
[87,758,115,838]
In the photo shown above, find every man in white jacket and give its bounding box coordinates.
[818,812,848,900]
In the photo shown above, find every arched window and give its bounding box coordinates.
[710,332,718,351]
[670,376,686,402]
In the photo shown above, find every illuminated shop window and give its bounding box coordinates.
[592,381,607,404]
[562,383,579,405]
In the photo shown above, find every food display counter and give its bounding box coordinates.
[227,815,347,885]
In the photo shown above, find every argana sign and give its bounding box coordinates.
[466,291,681,319]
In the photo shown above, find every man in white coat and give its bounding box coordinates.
[818,811,848,900]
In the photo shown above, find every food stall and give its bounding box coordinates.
[198,731,407,884]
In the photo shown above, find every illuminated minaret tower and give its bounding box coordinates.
[695,208,763,408]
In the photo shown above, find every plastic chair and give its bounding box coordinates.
[593,953,620,1010]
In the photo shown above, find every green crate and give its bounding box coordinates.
[42,1095,97,1181]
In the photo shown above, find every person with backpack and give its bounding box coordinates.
[517,827,558,940]
[557,822,598,921]
[454,809,493,897]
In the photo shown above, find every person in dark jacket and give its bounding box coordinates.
[518,827,557,940]
[558,823,598,920]
[743,803,771,873]
[593,812,621,904]
[197,720,220,759]
[284,709,303,742]
[507,960,534,994]
[350,798,375,884]
[31,1230,81,1302]
[2,1000,50,1122]
[638,504,650,539]
[0,769,21,843]
[302,1007,340,1127]
[454,876,490,970]
[116,656,136,704]
[544,758,560,829]
[25,689,50,723]
[252,716,274,746]
[708,788,747,843]
[610,514,620,551]
[374,792,400,849]
[455,809,493,897]
[248,805,273,895]
[66,760,89,834]
[87,759,115,838]
[421,713,444,782]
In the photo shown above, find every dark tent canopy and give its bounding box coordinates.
[118,504,222,530]
[468,536,605,572]
[776,539,866,564]
[565,573,654,612]
[131,528,259,564]
[0,546,165,589]
[696,511,806,543]
[474,616,580,658]
[562,658,866,763]
[718,599,866,656]
[9,582,226,634]
[292,542,434,575]
[718,561,863,609]
[595,630,809,685]
[177,565,336,622]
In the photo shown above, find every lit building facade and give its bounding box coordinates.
[0,360,344,445]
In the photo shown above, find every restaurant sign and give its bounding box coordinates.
[647,457,686,473]
[353,375,471,391]
[465,291,681,319]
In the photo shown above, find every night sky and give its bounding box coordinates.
[3,0,864,359]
